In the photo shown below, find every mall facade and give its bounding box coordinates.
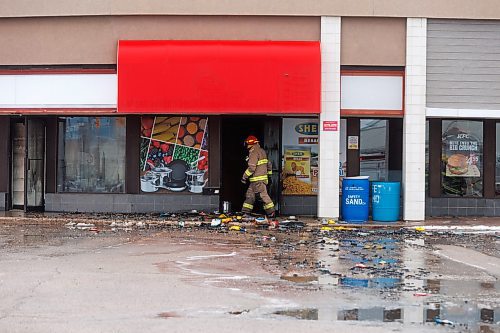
[1,1,500,220]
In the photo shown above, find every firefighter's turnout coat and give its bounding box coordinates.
[241,143,275,215]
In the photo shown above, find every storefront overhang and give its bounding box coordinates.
[117,40,320,114]
[0,71,117,115]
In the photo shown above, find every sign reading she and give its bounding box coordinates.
[295,123,318,135]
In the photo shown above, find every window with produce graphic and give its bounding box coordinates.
[441,120,483,197]
[282,118,319,195]
[140,116,209,194]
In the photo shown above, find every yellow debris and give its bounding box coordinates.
[415,226,425,232]
[320,226,333,231]
[229,225,241,231]
[328,219,336,224]
[222,218,232,223]
[334,226,354,231]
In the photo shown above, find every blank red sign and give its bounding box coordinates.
[117,40,321,114]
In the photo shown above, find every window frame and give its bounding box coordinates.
[428,118,497,199]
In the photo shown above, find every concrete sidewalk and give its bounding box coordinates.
[0,210,500,232]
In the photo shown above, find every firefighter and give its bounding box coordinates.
[241,135,275,217]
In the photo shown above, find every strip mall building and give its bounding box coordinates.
[1,1,500,220]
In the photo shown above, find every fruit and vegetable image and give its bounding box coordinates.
[173,145,199,166]
[198,150,208,171]
[145,140,174,170]
[177,116,207,148]
[152,117,180,143]
[139,115,209,193]
[141,117,155,138]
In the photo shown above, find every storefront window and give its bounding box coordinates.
[140,116,209,194]
[441,120,483,197]
[281,118,318,195]
[360,119,388,181]
[57,117,126,193]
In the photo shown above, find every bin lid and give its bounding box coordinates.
[345,176,370,180]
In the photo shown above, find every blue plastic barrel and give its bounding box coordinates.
[371,182,400,222]
[341,176,369,223]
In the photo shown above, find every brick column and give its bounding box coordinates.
[403,18,427,221]
[318,16,341,218]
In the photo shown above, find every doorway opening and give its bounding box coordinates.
[10,118,46,212]
[220,116,281,214]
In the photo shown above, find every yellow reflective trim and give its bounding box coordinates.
[256,159,268,165]
[243,203,254,209]
[264,202,275,209]
[244,169,252,176]
[267,171,272,175]
[249,175,268,182]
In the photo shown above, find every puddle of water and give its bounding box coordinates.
[340,277,401,289]
[309,231,500,331]
[274,303,500,331]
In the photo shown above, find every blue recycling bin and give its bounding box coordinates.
[371,182,401,222]
[341,176,369,223]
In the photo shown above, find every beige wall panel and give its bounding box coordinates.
[0,16,319,65]
[341,17,406,66]
[2,0,500,20]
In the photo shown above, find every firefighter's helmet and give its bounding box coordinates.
[244,135,259,146]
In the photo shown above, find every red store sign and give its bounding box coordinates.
[117,40,321,114]
[323,121,338,131]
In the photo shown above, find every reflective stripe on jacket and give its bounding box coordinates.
[242,143,272,183]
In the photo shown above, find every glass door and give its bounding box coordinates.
[11,122,26,209]
[25,118,45,211]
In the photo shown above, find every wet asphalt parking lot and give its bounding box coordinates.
[0,215,499,333]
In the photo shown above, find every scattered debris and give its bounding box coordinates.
[434,318,454,326]
[413,292,430,297]
[228,309,250,315]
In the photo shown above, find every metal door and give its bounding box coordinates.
[263,117,281,212]
[25,118,45,211]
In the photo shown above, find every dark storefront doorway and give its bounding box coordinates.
[10,118,46,211]
[220,116,281,214]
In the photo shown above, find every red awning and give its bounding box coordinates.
[117,40,320,114]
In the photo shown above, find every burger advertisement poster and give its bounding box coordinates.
[443,125,481,178]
